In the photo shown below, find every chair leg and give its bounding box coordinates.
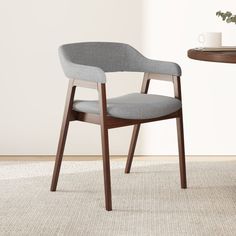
[50,118,70,191]
[100,125,112,211]
[50,81,75,191]
[176,110,187,189]
[125,124,141,174]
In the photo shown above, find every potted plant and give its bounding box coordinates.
[216,11,236,46]
[216,11,236,24]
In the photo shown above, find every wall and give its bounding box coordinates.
[1,0,236,155]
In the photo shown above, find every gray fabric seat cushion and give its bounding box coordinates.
[73,93,181,120]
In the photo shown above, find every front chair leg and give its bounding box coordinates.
[176,110,187,189]
[51,81,75,191]
[100,125,112,211]
[125,124,141,173]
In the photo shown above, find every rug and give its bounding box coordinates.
[0,160,236,236]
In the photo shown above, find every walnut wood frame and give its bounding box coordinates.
[188,49,236,63]
[50,72,187,211]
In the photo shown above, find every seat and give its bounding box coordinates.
[51,42,187,211]
[73,93,182,120]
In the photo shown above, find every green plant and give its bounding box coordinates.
[216,11,236,24]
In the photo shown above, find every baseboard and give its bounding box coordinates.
[0,155,236,162]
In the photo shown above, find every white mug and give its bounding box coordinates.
[198,32,222,47]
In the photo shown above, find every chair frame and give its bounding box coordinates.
[50,72,187,211]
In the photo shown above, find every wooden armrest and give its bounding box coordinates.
[148,73,174,82]
[72,79,98,89]
[142,73,182,100]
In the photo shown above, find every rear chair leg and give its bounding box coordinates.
[125,124,141,174]
[125,73,149,174]
[176,110,187,189]
[50,81,75,191]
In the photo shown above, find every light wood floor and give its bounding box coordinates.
[0,155,236,162]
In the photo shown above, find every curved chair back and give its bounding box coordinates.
[59,42,181,83]
[59,42,143,73]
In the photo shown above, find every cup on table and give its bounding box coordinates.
[198,32,222,48]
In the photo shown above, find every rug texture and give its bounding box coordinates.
[0,160,236,236]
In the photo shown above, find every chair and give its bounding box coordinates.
[50,42,187,211]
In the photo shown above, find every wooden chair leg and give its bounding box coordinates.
[125,124,141,174]
[50,118,70,191]
[50,81,75,191]
[100,125,112,211]
[176,110,187,189]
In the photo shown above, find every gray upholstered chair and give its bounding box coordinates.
[51,42,187,211]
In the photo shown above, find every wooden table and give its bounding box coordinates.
[188,49,236,63]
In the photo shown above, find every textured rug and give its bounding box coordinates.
[0,160,236,236]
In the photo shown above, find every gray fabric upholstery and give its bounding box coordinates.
[73,93,181,120]
[59,42,181,83]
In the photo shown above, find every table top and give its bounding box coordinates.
[188,49,236,63]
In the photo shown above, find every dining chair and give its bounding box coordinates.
[50,42,187,211]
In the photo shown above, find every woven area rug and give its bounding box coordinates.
[0,160,236,236]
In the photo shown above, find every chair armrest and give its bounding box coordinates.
[59,50,106,83]
[130,57,182,77]
[148,73,174,82]
[144,58,181,76]
[125,45,182,76]
[140,73,182,99]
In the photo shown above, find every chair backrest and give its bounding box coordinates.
[59,42,147,72]
[59,42,181,83]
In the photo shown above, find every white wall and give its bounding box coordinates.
[1,0,236,155]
